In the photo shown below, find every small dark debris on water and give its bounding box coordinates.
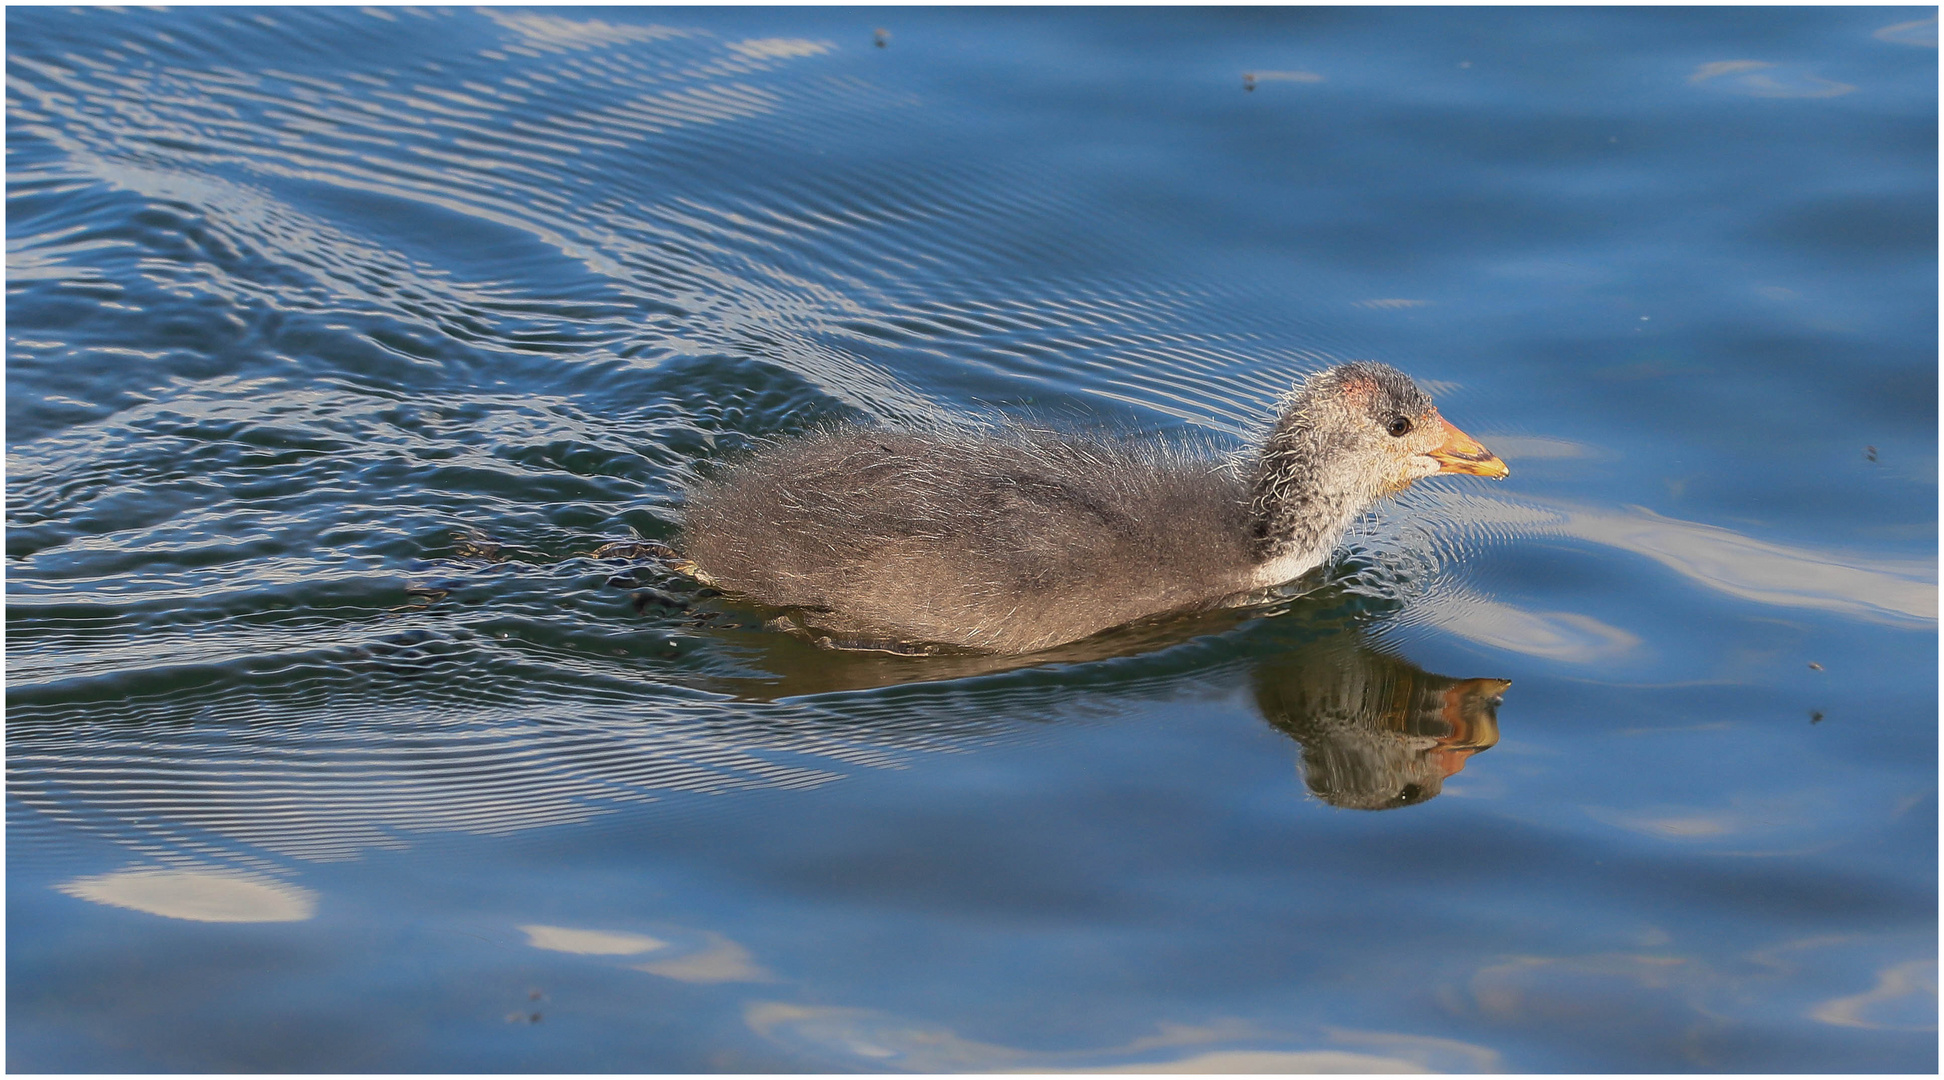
[505,990,545,1023]
[1810,710,1824,724]
[1242,72,1256,91]
[1807,662,1823,671]
[874,28,889,48]
[1865,445,1878,462]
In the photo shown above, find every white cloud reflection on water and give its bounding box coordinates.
[522,925,1505,1063]
[1873,17,1938,48]
[479,10,693,52]
[1687,60,1856,99]
[1415,493,1935,665]
[1810,960,1938,1031]
[743,1002,1501,1073]
[1458,935,1938,1058]
[727,38,834,61]
[1581,792,1827,850]
[521,924,667,955]
[1243,70,1326,85]
[1021,1050,1428,1073]
[522,923,772,983]
[56,867,315,922]
[1553,504,1934,625]
[633,931,772,984]
[1411,590,1642,662]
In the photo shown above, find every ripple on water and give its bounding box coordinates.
[28,64,1886,856]
[8,8,1935,1073]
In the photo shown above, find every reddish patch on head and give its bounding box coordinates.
[1339,376,1379,404]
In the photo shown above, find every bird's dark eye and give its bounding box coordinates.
[1387,416,1413,437]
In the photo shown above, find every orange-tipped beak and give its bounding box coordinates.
[1433,677,1509,777]
[1440,679,1509,749]
[1428,417,1509,479]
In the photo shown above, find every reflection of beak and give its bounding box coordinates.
[1428,417,1509,479]
[1439,678,1508,746]
[1435,678,1508,776]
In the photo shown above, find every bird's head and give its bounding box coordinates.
[1295,361,1507,492]
[1247,362,1507,563]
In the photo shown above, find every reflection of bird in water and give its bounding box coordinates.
[680,363,1505,654]
[1254,646,1508,810]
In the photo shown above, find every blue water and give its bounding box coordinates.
[7,6,1936,1072]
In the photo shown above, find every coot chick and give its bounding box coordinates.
[681,362,1506,653]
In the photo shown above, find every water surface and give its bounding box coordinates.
[7,6,1937,1072]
